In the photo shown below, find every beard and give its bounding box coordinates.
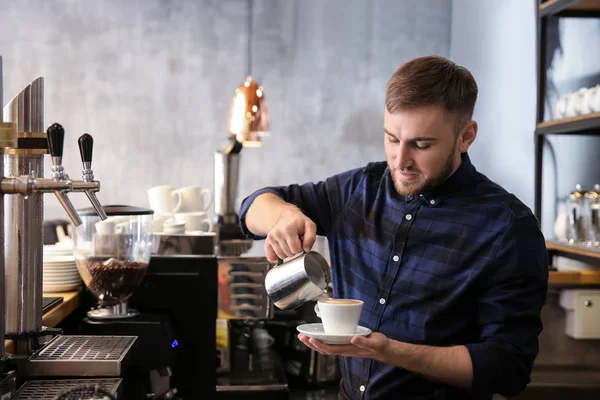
[389,143,458,197]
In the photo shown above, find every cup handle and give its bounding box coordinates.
[201,188,213,211]
[314,303,321,319]
[201,218,213,232]
[172,190,182,213]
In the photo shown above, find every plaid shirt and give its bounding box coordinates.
[239,153,548,400]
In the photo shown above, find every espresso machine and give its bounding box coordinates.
[215,256,289,399]
[0,58,137,398]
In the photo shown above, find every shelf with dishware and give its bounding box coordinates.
[534,0,600,224]
[536,111,600,135]
[547,240,600,286]
[540,0,600,17]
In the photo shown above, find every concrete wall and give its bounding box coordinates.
[0,0,451,222]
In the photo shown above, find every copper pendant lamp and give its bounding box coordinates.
[227,0,270,147]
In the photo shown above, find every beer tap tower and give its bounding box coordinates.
[0,57,136,398]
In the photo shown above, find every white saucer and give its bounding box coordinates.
[296,323,372,345]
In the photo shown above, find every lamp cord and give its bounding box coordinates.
[247,0,253,77]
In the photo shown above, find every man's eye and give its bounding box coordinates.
[414,142,431,150]
[387,135,399,143]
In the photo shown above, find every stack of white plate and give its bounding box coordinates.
[43,242,82,292]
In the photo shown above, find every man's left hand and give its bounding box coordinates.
[298,332,391,363]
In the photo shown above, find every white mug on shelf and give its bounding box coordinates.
[555,95,568,119]
[148,185,182,214]
[588,85,600,113]
[152,214,171,233]
[174,211,213,232]
[163,219,186,234]
[172,186,212,213]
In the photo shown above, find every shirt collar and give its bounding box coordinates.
[404,152,475,207]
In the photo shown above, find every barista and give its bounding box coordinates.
[239,55,548,400]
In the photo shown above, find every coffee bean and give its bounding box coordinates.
[83,257,148,305]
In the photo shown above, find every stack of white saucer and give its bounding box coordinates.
[43,240,82,292]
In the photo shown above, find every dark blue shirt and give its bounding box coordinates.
[239,153,548,400]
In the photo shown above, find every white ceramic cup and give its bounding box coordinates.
[95,219,115,235]
[94,216,129,235]
[590,85,600,113]
[173,186,212,213]
[314,299,363,335]
[555,95,568,119]
[163,219,186,234]
[148,185,183,214]
[152,214,171,233]
[173,211,213,232]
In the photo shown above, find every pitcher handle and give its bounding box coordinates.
[276,250,306,266]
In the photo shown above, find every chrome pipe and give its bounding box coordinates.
[54,191,82,226]
[3,154,44,337]
[0,148,5,361]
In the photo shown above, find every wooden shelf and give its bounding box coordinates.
[546,240,600,285]
[549,270,600,285]
[540,0,600,17]
[547,240,600,261]
[536,112,600,135]
[569,0,600,10]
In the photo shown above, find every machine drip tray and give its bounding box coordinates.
[12,378,122,399]
[217,349,288,392]
[20,335,136,377]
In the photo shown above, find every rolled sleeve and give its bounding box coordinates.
[467,215,549,396]
[239,187,286,240]
[238,165,370,240]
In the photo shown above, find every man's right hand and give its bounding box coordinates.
[265,205,317,262]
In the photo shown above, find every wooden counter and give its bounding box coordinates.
[4,287,82,353]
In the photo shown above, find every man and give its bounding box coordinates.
[238,55,548,400]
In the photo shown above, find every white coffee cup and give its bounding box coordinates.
[148,185,183,214]
[174,211,213,232]
[163,219,186,234]
[95,219,115,235]
[314,299,363,335]
[152,214,171,233]
[94,216,129,235]
[173,186,212,213]
[589,85,600,113]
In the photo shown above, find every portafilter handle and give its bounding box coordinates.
[78,133,107,220]
[46,122,82,226]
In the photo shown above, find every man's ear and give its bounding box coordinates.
[458,121,477,153]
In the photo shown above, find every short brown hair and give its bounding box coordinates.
[385,55,478,132]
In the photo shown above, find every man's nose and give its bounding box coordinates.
[395,144,413,170]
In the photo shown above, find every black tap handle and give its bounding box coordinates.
[46,123,65,158]
[78,133,93,163]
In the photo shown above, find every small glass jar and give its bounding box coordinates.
[585,184,600,246]
[565,184,586,244]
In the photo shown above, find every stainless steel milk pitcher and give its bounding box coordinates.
[264,251,331,310]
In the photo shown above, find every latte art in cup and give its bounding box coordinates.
[319,299,362,305]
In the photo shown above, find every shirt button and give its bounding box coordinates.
[379,298,386,305]
[393,255,399,262]
[360,385,366,392]
[430,199,436,205]
[405,214,412,221]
